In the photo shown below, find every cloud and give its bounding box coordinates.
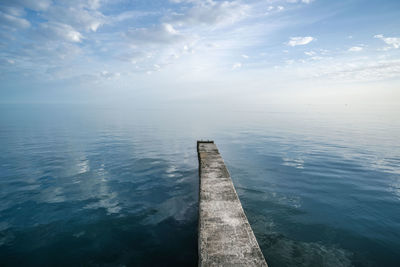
[43,5,105,32]
[100,70,120,80]
[232,62,242,69]
[2,0,399,104]
[112,10,158,23]
[348,46,363,52]
[305,59,400,82]
[0,11,30,29]
[288,36,314,46]
[286,0,314,4]
[35,22,83,42]
[0,58,15,65]
[2,0,52,11]
[87,0,101,10]
[266,5,284,13]
[21,0,51,11]
[374,34,400,49]
[125,23,183,44]
[116,22,190,71]
[169,0,249,27]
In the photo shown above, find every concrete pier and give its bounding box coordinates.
[197,141,268,267]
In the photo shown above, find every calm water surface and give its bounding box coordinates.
[0,104,399,266]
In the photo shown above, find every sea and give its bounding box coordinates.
[0,103,399,266]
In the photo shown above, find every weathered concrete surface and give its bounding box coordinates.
[197,141,268,267]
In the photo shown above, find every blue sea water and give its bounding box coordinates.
[0,104,399,266]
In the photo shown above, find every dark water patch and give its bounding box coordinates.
[0,211,198,266]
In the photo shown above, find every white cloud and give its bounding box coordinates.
[374,34,400,49]
[310,56,323,61]
[3,0,400,102]
[288,36,314,46]
[4,0,52,11]
[287,0,314,4]
[0,11,30,29]
[87,0,101,10]
[232,62,242,69]
[286,59,295,65]
[36,22,83,42]
[100,70,120,80]
[125,23,183,44]
[348,46,363,52]
[0,58,16,65]
[304,51,316,56]
[169,0,249,27]
[303,58,400,82]
[24,0,51,11]
[267,5,285,12]
[44,5,105,32]
[112,10,157,23]
[169,0,197,3]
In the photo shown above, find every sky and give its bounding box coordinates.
[0,0,399,107]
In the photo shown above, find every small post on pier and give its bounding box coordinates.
[197,141,268,266]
